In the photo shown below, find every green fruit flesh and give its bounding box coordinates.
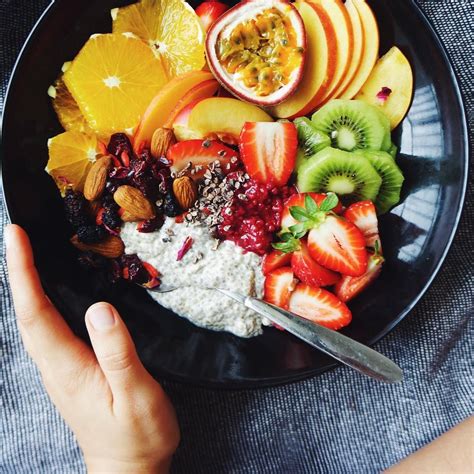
[311,99,390,152]
[297,147,382,202]
[388,142,398,159]
[354,149,405,214]
[294,117,331,157]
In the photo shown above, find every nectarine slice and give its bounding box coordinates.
[306,0,354,105]
[133,70,214,152]
[187,98,273,142]
[270,1,335,119]
[339,0,379,100]
[355,46,414,129]
[164,79,219,128]
[331,0,364,99]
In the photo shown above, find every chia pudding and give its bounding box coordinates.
[121,218,269,337]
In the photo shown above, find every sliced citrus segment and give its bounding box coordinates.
[63,33,167,138]
[112,0,206,78]
[46,131,100,195]
[48,75,93,134]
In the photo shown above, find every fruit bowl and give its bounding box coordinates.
[1,0,468,387]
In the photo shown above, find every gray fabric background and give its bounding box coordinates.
[1,1,473,473]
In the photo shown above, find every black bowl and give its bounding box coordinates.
[1,0,468,388]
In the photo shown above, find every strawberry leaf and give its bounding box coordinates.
[319,193,339,213]
[289,206,310,222]
[272,233,300,253]
[305,195,318,214]
[289,222,307,239]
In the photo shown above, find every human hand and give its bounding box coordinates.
[5,224,180,473]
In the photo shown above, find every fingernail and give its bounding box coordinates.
[88,304,116,331]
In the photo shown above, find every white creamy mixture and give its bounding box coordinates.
[121,219,268,337]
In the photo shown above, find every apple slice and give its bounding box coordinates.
[187,97,273,144]
[338,0,379,100]
[270,1,336,119]
[330,0,364,100]
[164,79,219,128]
[355,46,414,129]
[306,0,354,106]
[133,70,214,152]
[172,100,206,141]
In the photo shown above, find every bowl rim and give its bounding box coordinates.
[0,0,469,389]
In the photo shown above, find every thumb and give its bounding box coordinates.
[85,302,151,397]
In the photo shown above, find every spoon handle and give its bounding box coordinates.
[244,297,403,383]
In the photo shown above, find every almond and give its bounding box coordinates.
[71,234,124,258]
[172,176,198,210]
[83,155,112,201]
[151,128,176,159]
[114,185,155,220]
[119,208,141,222]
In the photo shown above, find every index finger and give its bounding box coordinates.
[5,224,92,372]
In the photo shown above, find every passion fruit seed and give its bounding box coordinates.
[217,8,302,97]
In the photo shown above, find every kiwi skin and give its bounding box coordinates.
[311,99,391,153]
[297,147,382,202]
[354,149,405,214]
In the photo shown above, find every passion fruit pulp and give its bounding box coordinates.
[206,0,306,106]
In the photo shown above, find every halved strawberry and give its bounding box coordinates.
[239,122,297,186]
[335,252,384,302]
[281,193,343,230]
[288,284,352,330]
[195,1,229,32]
[166,139,235,179]
[263,267,298,310]
[291,240,340,287]
[262,250,293,275]
[344,200,381,250]
[307,215,368,277]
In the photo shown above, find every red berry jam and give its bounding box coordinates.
[217,179,295,255]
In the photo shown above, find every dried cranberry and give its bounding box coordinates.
[109,167,132,180]
[120,254,149,284]
[107,133,133,158]
[137,214,165,233]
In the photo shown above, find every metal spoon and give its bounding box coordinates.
[146,283,403,383]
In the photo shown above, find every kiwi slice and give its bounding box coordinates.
[294,117,331,157]
[354,149,404,214]
[297,147,382,202]
[311,99,391,152]
[388,142,398,159]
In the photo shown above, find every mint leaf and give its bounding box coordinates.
[289,223,307,239]
[305,194,318,214]
[319,193,339,213]
[289,206,309,222]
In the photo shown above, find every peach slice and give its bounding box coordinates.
[331,0,364,99]
[270,1,336,119]
[133,70,214,152]
[355,46,414,129]
[163,78,219,128]
[172,100,207,141]
[307,0,354,106]
[338,0,379,100]
[187,97,273,143]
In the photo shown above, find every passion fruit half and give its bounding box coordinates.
[206,0,306,106]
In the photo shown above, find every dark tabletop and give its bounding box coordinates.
[1,1,473,473]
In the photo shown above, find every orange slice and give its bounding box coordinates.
[112,0,206,78]
[48,73,93,135]
[63,33,167,138]
[46,131,100,195]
